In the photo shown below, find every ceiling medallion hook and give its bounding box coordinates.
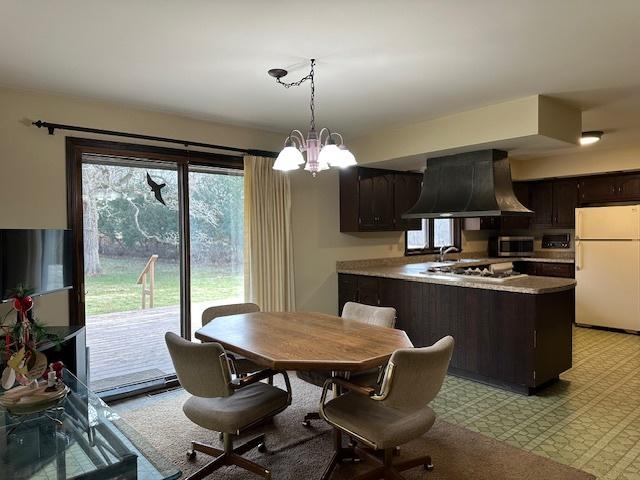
[268,59,356,176]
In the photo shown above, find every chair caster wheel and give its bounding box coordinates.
[425,463,434,471]
[258,442,267,453]
[302,420,311,427]
[186,450,196,460]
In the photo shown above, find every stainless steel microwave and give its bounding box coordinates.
[488,236,535,257]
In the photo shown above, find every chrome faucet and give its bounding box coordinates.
[439,245,460,263]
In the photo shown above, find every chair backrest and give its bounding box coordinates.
[201,302,260,326]
[341,301,396,328]
[165,332,233,398]
[380,336,454,411]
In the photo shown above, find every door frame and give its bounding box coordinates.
[66,137,243,336]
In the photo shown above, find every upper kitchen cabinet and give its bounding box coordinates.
[578,175,618,204]
[552,179,579,227]
[529,179,578,228]
[579,172,640,204]
[529,181,554,227]
[393,172,423,230]
[617,173,640,200]
[340,166,422,232]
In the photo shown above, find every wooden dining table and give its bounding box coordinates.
[195,311,414,477]
[194,311,413,373]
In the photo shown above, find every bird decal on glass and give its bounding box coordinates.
[146,172,167,206]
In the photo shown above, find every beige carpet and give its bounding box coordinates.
[118,375,596,480]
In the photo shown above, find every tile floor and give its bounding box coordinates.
[431,326,640,479]
[112,325,640,479]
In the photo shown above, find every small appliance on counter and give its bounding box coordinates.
[488,236,534,257]
[542,233,571,249]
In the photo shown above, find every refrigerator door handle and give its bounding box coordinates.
[576,240,582,271]
[576,210,583,240]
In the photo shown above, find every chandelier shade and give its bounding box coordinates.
[268,59,356,177]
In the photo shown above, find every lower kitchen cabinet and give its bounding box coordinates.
[338,273,574,394]
[513,261,575,278]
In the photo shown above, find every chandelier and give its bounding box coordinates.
[268,59,356,176]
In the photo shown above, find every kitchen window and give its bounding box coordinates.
[405,218,461,255]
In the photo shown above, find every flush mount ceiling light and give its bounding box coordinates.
[580,131,603,146]
[268,59,356,176]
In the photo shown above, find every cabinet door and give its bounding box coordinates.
[579,176,617,204]
[529,181,554,227]
[536,263,575,278]
[357,276,380,306]
[552,179,578,227]
[394,174,422,230]
[372,174,395,229]
[617,174,640,202]
[513,261,538,276]
[357,173,377,229]
[338,274,359,314]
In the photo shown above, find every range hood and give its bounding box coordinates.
[402,149,533,219]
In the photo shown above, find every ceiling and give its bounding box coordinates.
[2,1,640,156]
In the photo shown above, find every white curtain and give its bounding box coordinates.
[243,155,296,312]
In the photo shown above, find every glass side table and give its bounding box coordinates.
[0,370,181,480]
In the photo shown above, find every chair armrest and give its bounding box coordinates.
[229,369,293,405]
[230,369,278,390]
[328,377,376,397]
[319,376,375,419]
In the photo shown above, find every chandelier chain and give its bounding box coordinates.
[274,59,316,131]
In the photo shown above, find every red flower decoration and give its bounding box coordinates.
[12,295,33,314]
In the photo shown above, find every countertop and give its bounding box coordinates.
[337,258,577,294]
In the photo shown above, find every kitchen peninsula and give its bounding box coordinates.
[337,257,576,395]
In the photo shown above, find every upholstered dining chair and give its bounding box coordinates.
[202,302,263,377]
[165,332,292,480]
[297,302,397,426]
[319,336,454,480]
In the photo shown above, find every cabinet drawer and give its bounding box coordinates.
[536,262,575,278]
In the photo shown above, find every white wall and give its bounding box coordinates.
[0,87,282,326]
[512,146,640,180]
[290,170,405,314]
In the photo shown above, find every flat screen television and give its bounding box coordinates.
[0,229,73,301]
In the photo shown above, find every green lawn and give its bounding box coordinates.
[85,256,243,316]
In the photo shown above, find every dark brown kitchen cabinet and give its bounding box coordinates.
[338,273,574,394]
[615,173,640,201]
[513,261,575,278]
[577,173,640,204]
[357,169,394,230]
[394,173,423,230]
[552,179,579,227]
[340,167,423,232]
[529,181,554,227]
[578,175,618,204]
[527,179,577,228]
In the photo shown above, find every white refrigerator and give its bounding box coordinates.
[575,205,640,332]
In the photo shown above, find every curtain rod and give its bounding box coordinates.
[31,120,278,158]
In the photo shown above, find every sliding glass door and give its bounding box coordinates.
[70,140,244,395]
[188,166,244,337]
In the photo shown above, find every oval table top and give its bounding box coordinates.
[194,311,413,372]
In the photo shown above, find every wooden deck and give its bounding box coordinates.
[86,298,239,392]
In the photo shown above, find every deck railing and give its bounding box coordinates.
[137,254,158,309]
